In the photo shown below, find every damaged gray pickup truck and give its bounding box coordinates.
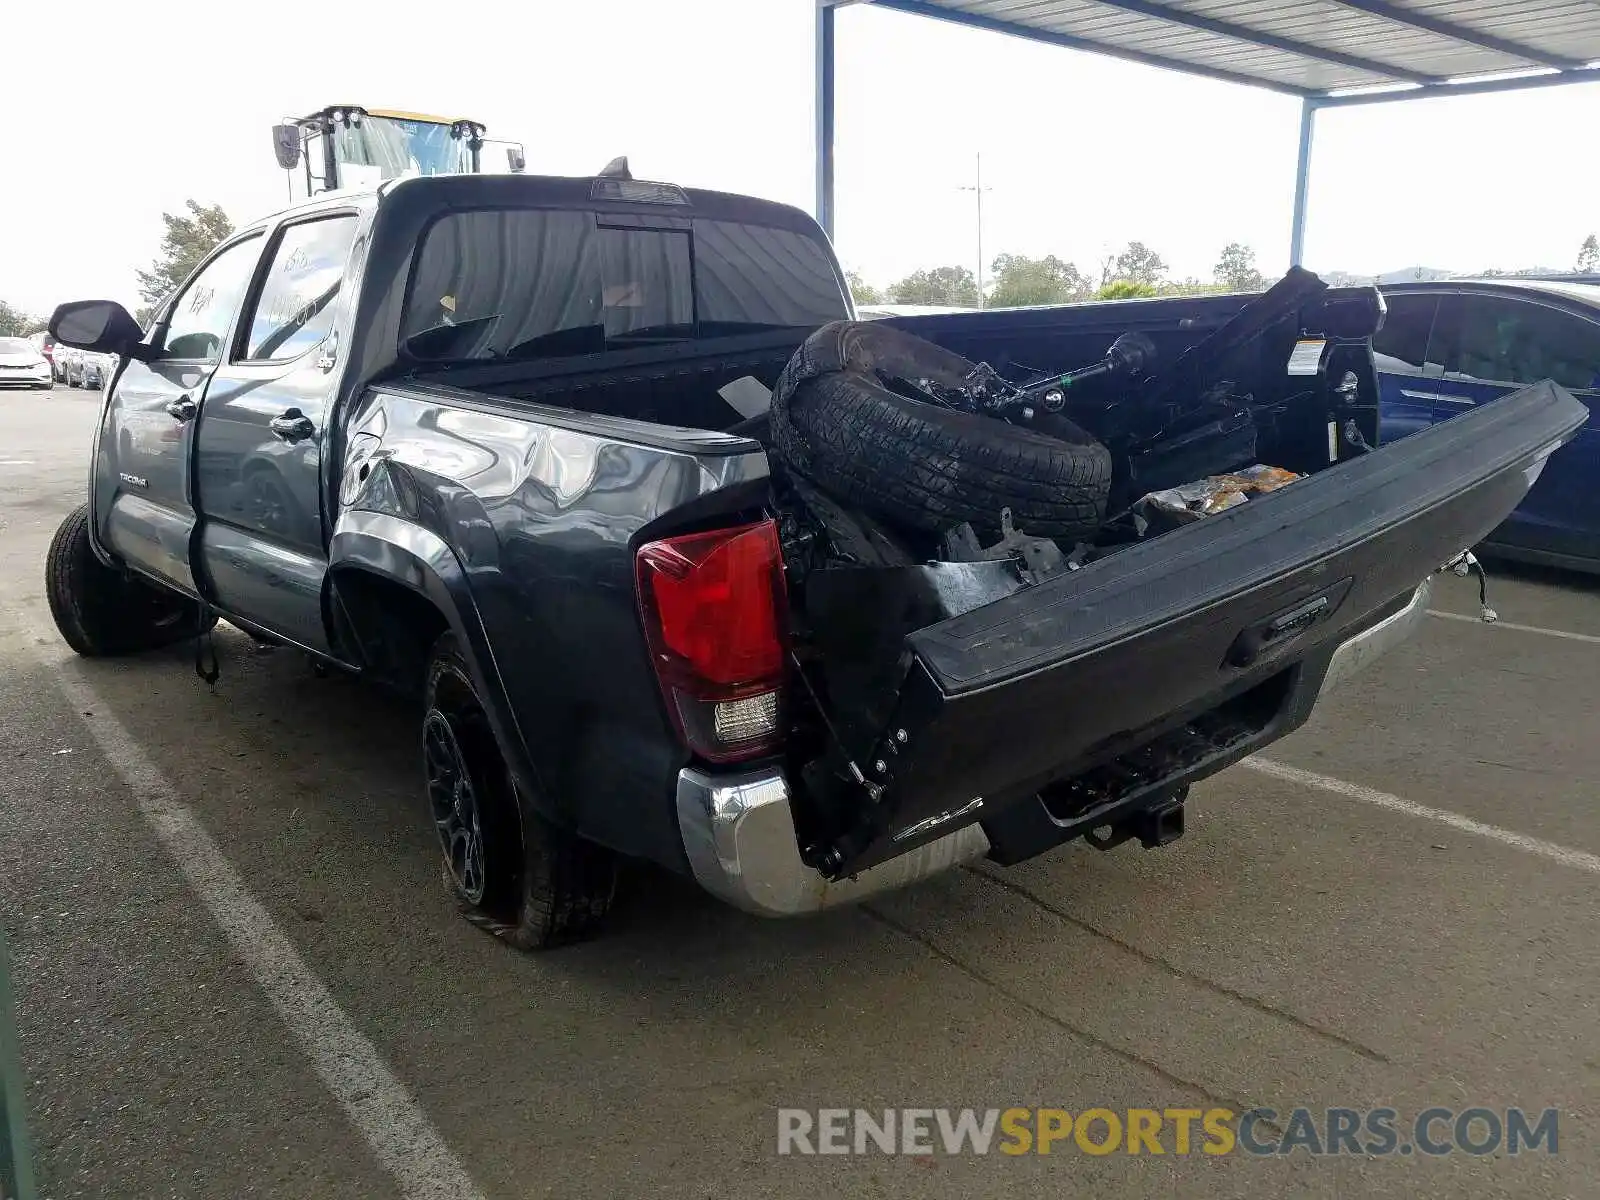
[44,172,1586,949]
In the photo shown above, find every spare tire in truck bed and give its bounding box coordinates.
[770,321,1113,538]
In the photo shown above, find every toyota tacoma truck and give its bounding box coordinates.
[44,172,1586,949]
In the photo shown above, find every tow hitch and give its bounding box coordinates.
[1084,787,1188,851]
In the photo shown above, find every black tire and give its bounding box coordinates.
[423,633,616,950]
[45,503,214,656]
[771,321,1113,538]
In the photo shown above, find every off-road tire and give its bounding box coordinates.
[424,633,617,950]
[771,321,1113,538]
[45,503,214,656]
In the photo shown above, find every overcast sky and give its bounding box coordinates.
[3,0,1598,316]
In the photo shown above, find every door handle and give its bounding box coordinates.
[165,395,197,422]
[269,408,316,443]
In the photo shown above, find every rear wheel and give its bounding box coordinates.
[423,633,617,949]
[45,503,214,656]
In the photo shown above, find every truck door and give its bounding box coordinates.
[98,234,264,593]
[192,212,362,652]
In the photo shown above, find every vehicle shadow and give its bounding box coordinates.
[56,622,1095,997]
[61,630,830,910]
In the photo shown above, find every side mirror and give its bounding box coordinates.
[507,145,526,174]
[272,124,302,171]
[49,300,150,360]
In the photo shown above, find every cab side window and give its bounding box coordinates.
[1451,296,1600,393]
[162,236,263,363]
[243,216,360,362]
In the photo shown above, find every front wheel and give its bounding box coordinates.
[44,503,213,656]
[423,633,617,949]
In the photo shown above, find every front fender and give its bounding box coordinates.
[328,508,554,826]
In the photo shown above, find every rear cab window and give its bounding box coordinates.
[399,208,847,363]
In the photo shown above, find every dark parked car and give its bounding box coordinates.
[75,351,112,390]
[40,174,1584,949]
[1375,279,1600,571]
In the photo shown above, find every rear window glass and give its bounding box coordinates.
[598,227,692,338]
[401,207,846,362]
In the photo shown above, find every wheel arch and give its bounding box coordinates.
[327,510,559,828]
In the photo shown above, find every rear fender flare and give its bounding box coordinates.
[327,509,555,828]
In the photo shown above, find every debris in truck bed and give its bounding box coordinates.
[1134,464,1301,529]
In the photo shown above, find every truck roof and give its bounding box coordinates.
[244,173,826,240]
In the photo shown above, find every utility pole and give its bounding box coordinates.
[958,153,992,308]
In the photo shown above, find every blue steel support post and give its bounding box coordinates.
[815,1,837,240]
[1289,97,1317,267]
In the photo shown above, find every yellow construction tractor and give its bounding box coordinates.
[271,105,526,199]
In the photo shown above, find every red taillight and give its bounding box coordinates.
[636,519,787,762]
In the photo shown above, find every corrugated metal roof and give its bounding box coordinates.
[869,0,1600,97]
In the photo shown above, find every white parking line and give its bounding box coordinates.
[38,650,486,1200]
[1428,609,1600,645]
[1243,756,1600,877]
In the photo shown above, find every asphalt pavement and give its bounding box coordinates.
[1,384,1597,1198]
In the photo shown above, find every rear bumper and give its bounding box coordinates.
[676,766,989,917]
[676,578,1433,916]
[1318,576,1432,696]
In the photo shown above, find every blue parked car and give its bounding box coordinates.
[1374,279,1600,572]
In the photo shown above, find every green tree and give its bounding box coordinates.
[986,254,1091,308]
[0,301,40,338]
[1213,242,1265,292]
[1577,234,1599,273]
[886,265,980,307]
[1112,241,1167,286]
[844,269,883,305]
[1095,280,1158,300]
[134,200,235,311]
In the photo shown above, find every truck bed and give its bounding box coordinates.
[416,290,1585,882]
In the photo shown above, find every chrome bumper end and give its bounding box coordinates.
[676,767,989,917]
[1320,577,1433,696]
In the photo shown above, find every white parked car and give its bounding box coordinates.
[0,336,53,389]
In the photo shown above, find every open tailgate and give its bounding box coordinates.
[832,380,1585,873]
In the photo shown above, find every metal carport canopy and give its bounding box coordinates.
[814,0,1600,263]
